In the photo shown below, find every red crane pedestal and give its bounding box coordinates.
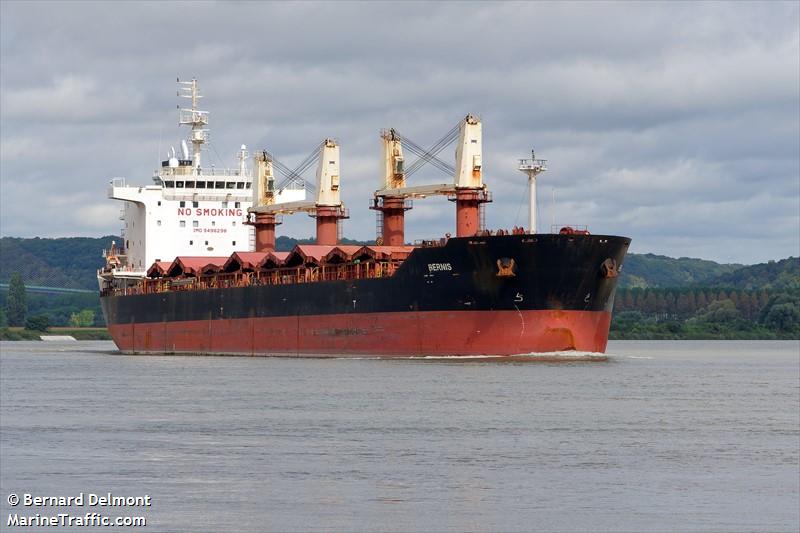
[454,188,491,237]
[249,213,280,252]
[372,197,410,246]
[315,206,348,246]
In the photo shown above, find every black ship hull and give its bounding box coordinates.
[102,234,630,357]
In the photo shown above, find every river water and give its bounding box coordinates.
[1,340,798,532]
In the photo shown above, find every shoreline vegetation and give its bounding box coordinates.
[1,236,798,342]
[1,327,111,341]
[608,287,799,340]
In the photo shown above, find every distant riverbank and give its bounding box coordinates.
[0,327,111,341]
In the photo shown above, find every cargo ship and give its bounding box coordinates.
[99,79,630,358]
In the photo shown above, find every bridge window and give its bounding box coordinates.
[226,182,235,189]
[164,181,174,188]
[196,181,206,189]
[215,181,224,189]
[176,181,184,188]
[185,181,195,188]
[236,182,244,189]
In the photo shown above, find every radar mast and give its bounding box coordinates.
[518,150,548,234]
[177,78,209,174]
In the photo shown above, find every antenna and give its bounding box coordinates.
[238,144,248,176]
[517,149,547,234]
[177,78,209,174]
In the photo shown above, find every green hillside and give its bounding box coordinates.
[618,253,743,288]
[610,256,799,340]
[0,236,115,290]
[703,257,799,290]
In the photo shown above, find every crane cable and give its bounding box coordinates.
[399,134,455,176]
[262,140,325,194]
[398,119,462,178]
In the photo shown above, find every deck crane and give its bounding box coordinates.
[369,129,413,246]
[248,139,348,250]
[372,115,491,243]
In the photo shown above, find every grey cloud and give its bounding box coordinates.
[1,1,798,264]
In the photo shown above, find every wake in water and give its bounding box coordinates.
[377,351,610,362]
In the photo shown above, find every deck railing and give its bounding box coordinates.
[102,260,402,297]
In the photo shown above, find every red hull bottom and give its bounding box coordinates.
[108,310,612,358]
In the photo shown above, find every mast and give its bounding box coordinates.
[177,78,209,174]
[517,150,547,234]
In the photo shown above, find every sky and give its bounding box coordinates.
[1,1,798,264]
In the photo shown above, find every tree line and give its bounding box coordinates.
[611,287,800,339]
[615,287,772,320]
[1,272,99,331]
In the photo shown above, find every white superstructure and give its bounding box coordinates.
[103,79,305,278]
